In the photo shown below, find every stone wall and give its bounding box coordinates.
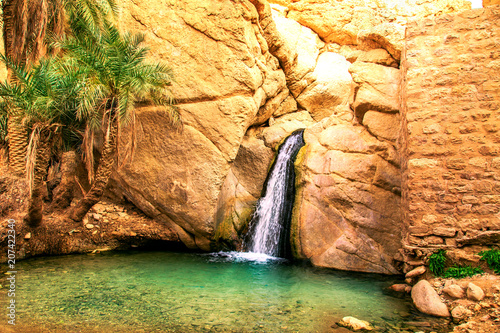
[400,5,500,269]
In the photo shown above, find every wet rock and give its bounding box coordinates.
[390,284,409,292]
[411,280,450,317]
[338,316,373,331]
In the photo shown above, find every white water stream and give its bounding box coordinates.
[245,130,305,257]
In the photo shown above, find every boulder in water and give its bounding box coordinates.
[338,316,373,331]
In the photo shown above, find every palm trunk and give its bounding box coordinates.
[47,150,77,212]
[67,114,118,223]
[7,110,27,176]
[3,0,29,177]
[24,126,53,226]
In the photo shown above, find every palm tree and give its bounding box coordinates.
[1,0,116,176]
[62,21,180,223]
[0,54,89,226]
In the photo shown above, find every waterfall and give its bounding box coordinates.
[245,129,305,258]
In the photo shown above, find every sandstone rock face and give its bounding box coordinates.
[271,0,471,60]
[357,48,398,68]
[295,52,354,121]
[114,0,290,250]
[291,117,401,274]
[287,0,384,45]
[272,14,324,96]
[214,131,274,250]
[411,280,451,317]
[271,8,355,120]
[363,111,400,142]
[262,111,315,148]
[349,61,400,119]
[108,0,476,273]
[484,0,500,6]
[357,22,405,61]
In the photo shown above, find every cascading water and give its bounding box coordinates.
[244,129,305,258]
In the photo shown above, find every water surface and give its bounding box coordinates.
[0,251,450,332]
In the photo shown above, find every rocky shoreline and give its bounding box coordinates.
[388,269,500,333]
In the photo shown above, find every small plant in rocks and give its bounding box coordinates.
[479,248,500,274]
[429,249,447,276]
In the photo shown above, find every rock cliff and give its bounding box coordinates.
[110,0,474,273]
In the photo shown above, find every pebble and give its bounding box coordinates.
[24,232,32,240]
[85,224,94,229]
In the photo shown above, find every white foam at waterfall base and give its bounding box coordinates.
[206,251,286,263]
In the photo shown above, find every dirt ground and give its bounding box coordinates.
[431,274,500,333]
[0,168,184,263]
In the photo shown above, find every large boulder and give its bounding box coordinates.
[291,117,402,274]
[411,280,451,317]
[113,0,289,250]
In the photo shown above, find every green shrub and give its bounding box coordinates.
[428,249,447,276]
[479,248,500,274]
[443,265,484,279]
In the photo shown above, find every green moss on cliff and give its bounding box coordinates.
[290,144,308,260]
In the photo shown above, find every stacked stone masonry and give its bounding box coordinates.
[400,6,500,267]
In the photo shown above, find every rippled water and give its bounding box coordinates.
[0,251,451,332]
